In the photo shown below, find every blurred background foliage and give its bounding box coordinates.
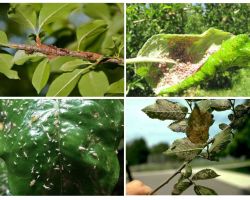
[0,3,123,96]
[126,3,250,96]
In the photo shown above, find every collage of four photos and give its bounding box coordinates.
[0,2,250,196]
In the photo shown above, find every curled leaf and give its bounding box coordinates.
[192,169,219,180]
[168,119,188,133]
[194,185,218,195]
[172,181,192,195]
[186,104,212,144]
[210,100,231,111]
[209,128,231,157]
[218,123,229,130]
[142,99,188,121]
[183,164,192,178]
[164,138,203,161]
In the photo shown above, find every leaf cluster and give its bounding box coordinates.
[143,99,250,195]
[0,3,124,96]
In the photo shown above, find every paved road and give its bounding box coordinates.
[132,168,250,195]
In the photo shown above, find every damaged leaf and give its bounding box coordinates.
[172,181,192,195]
[209,128,232,157]
[194,185,218,195]
[142,99,188,120]
[168,119,188,133]
[192,169,219,180]
[186,104,212,144]
[164,138,203,161]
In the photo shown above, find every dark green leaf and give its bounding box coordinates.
[46,69,83,97]
[164,138,203,161]
[168,119,188,133]
[142,99,188,120]
[194,185,218,195]
[192,169,219,180]
[32,59,50,94]
[0,53,19,79]
[78,70,109,97]
[186,104,212,144]
[209,128,231,156]
[172,181,192,195]
[0,99,123,195]
[106,78,124,94]
[8,4,37,33]
[0,31,8,45]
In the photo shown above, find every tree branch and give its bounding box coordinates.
[150,160,192,195]
[3,43,123,65]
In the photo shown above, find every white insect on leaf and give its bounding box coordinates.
[43,184,51,190]
[30,179,36,187]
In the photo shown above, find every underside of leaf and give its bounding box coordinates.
[131,28,250,96]
[165,137,203,161]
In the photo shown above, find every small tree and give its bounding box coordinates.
[142,99,250,195]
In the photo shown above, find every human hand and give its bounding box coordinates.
[126,180,153,195]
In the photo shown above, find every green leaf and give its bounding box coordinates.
[13,50,45,65]
[78,70,109,97]
[186,104,213,144]
[60,59,92,72]
[8,4,37,33]
[76,20,107,50]
[49,56,76,71]
[38,3,78,32]
[172,181,192,195]
[0,99,123,195]
[106,78,124,94]
[164,138,203,161]
[82,4,111,21]
[0,31,8,45]
[183,164,192,178]
[0,53,19,79]
[194,185,218,195]
[133,28,233,95]
[46,69,83,97]
[209,128,231,157]
[32,59,50,94]
[168,119,188,133]
[192,169,219,180]
[142,99,188,120]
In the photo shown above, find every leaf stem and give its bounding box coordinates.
[150,160,192,195]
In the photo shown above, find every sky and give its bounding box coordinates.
[126,99,244,147]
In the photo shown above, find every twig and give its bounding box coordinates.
[3,43,123,65]
[150,160,191,195]
[185,100,193,111]
[229,99,236,117]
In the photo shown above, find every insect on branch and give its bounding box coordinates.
[5,41,123,65]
